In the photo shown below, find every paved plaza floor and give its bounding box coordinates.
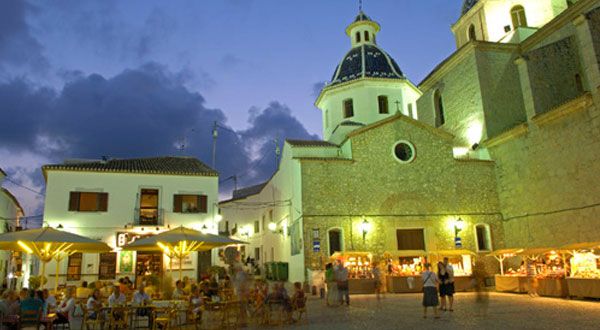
[279,292,600,330]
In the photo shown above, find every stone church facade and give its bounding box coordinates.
[220,0,600,282]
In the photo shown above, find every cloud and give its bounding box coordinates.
[0,0,49,74]
[0,63,317,213]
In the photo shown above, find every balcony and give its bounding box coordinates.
[134,208,164,226]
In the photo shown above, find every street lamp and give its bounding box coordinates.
[360,218,372,242]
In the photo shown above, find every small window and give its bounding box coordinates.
[173,194,207,213]
[255,247,260,261]
[364,31,370,42]
[575,74,584,93]
[355,31,361,43]
[408,103,414,118]
[67,253,82,281]
[434,90,445,127]
[475,225,492,251]
[328,229,343,256]
[396,229,425,250]
[98,252,117,280]
[378,95,389,114]
[254,220,260,234]
[343,99,354,118]
[68,192,108,212]
[468,24,477,41]
[262,215,266,231]
[269,209,273,222]
[511,5,528,28]
[393,140,416,163]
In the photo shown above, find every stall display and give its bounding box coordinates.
[430,250,475,292]
[331,252,376,294]
[563,243,600,298]
[383,252,426,293]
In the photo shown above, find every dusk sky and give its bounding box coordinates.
[0,0,463,217]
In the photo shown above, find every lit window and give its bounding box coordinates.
[173,194,208,213]
[434,90,445,127]
[475,224,492,251]
[355,31,361,43]
[378,95,389,114]
[68,192,108,212]
[364,31,370,42]
[343,99,354,118]
[67,253,82,281]
[511,5,528,28]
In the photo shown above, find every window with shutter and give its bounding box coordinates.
[173,194,208,213]
[68,192,108,212]
[99,252,116,280]
[396,229,425,250]
[68,192,80,211]
[67,253,82,281]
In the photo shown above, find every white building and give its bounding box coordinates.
[42,156,219,288]
[0,168,26,288]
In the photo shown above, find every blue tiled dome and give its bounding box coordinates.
[461,0,479,16]
[330,44,404,86]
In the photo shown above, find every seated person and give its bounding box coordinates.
[20,289,43,317]
[108,286,126,307]
[76,281,92,299]
[42,289,56,311]
[133,284,153,323]
[291,282,306,314]
[172,280,186,300]
[189,286,203,314]
[86,289,103,320]
[55,287,76,325]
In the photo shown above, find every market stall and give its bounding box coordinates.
[563,242,600,299]
[331,252,376,294]
[382,251,427,293]
[429,250,475,292]
[522,248,568,298]
[490,249,529,293]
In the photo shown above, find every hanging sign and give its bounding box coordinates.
[454,237,463,248]
[313,240,321,252]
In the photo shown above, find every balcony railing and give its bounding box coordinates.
[134,208,164,226]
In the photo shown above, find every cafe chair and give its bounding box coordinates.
[0,311,20,329]
[19,306,41,330]
[109,306,129,329]
[294,296,308,324]
[266,300,285,326]
[186,306,202,330]
[152,307,177,330]
[80,304,105,330]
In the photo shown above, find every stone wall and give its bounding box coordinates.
[490,98,600,248]
[526,37,583,115]
[589,7,600,67]
[299,116,504,270]
[476,50,528,138]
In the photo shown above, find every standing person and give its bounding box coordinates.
[527,258,539,297]
[437,261,449,311]
[336,261,350,306]
[443,257,456,311]
[324,263,337,306]
[372,262,383,300]
[421,263,440,319]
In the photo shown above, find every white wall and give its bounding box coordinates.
[42,170,218,287]
[318,80,421,142]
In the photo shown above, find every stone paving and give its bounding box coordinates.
[277,292,600,330]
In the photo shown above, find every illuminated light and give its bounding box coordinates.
[360,218,372,234]
[454,218,465,231]
[215,214,223,222]
[453,147,470,158]
[268,222,277,232]
[157,242,170,254]
[465,121,483,146]
[18,241,33,254]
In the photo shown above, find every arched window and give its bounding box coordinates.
[475,224,492,252]
[434,90,445,127]
[343,99,354,118]
[378,95,389,114]
[468,24,477,41]
[355,31,361,43]
[511,5,528,28]
[364,31,370,42]
[328,228,343,256]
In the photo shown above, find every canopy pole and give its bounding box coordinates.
[40,260,46,289]
[179,255,183,282]
[55,257,60,293]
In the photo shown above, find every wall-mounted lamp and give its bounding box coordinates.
[454,218,465,238]
[57,224,64,229]
[360,218,372,242]
[471,143,480,151]
[268,222,277,232]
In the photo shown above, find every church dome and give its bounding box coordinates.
[330,44,405,86]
